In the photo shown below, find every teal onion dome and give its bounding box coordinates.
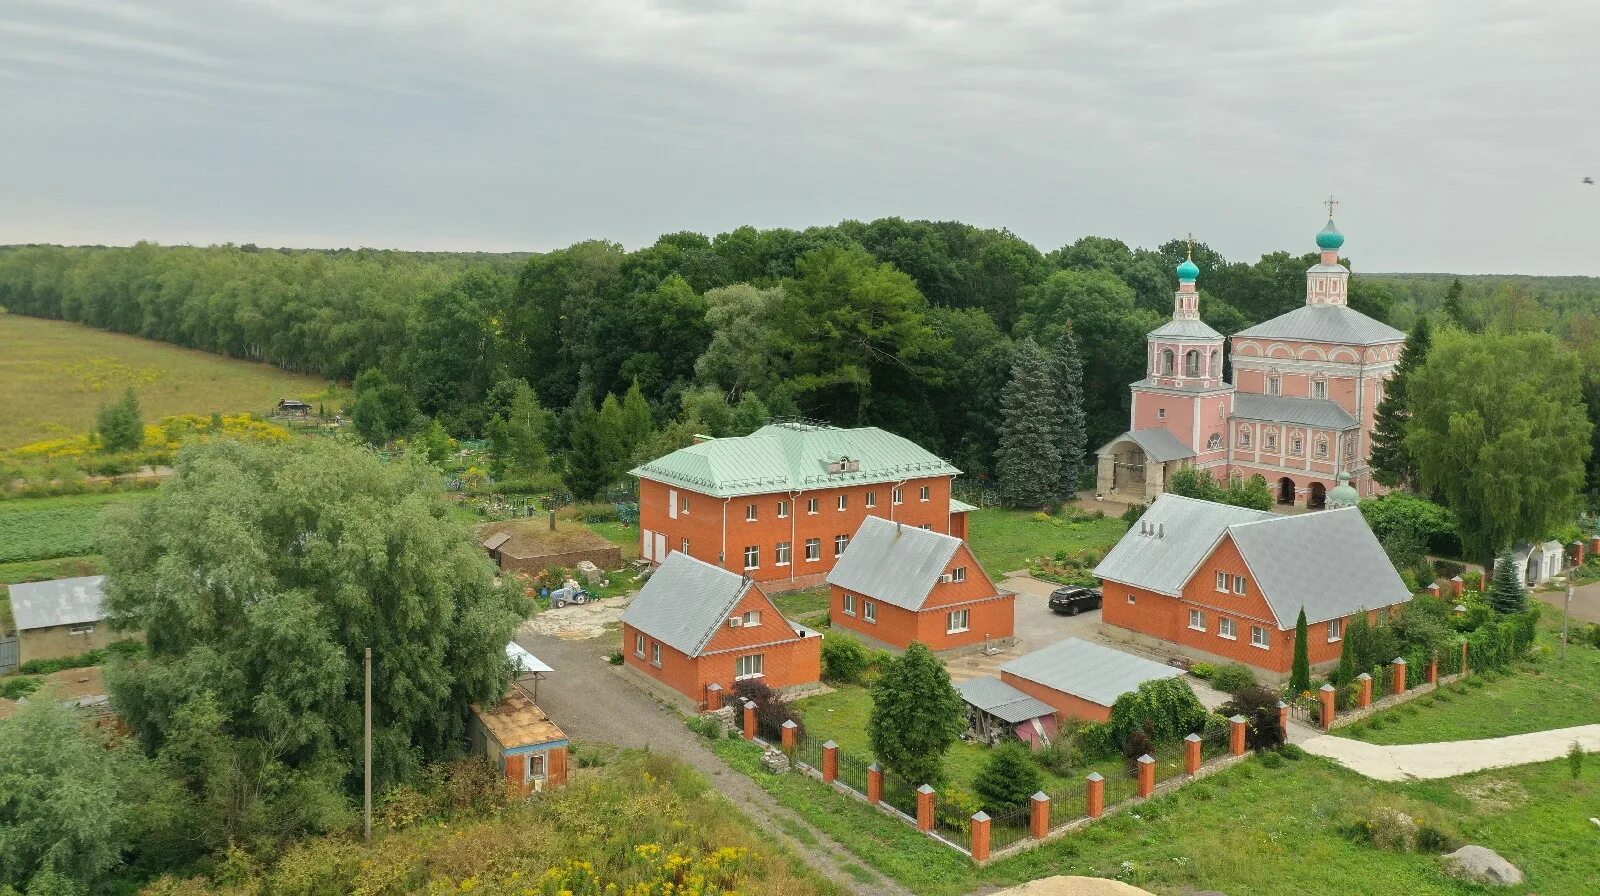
[1316,219,1345,250]
[1327,471,1359,508]
[1176,257,1200,282]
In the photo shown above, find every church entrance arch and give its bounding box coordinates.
[1308,482,1326,509]
[1277,477,1296,505]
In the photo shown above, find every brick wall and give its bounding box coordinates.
[998,670,1113,723]
[19,622,122,666]
[828,543,1014,651]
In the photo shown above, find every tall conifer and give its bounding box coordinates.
[997,339,1066,508]
[1049,326,1089,501]
[1371,316,1432,487]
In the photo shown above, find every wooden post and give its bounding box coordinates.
[1085,772,1105,818]
[1392,658,1407,696]
[822,740,838,784]
[364,647,372,844]
[916,784,936,832]
[867,763,883,805]
[1228,714,1247,756]
[781,719,797,754]
[1319,683,1336,730]
[742,700,757,739]
[1184,733,1202,775]
[1356,672,1373,708]
[971,811,992,862]
[1030,791,1050,839]
[1136,754,1155,798]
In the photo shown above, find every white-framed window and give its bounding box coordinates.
[864,601,877,623]
[777,500,790,518]
[1161,348,1175,375]
[1219,618,1237,640]
[736,653,765,680]
[1250,625,1270,649]
[1157,408,1166,420]
[1239,427,1252,448]
[746,503,758,522]
[807,497,819,515]
[1215,571,1228,592]
[68,624,94,636]
[635,633,646,658]
[1267,376,1281,395]
[775,541,791,566]
[680,495,690,515]
[866,491,877,508]
[651,642,662,667]
[1232,575,1247,596]
[1315,438,1328,459]
[1313,380,1327,399]
[951,566,967,583]
[947,609,970,634]
[1290,435,1303,456]
[805,538,821,561]
[1265,432,1278,451]
[1328,618,1343,642]
[681,537,689,555]
[837,494,848,511]
[1344,435,1357,459]
[743,545,759,570]
[1127,594,1137,605]
[842,592,857,616]
[1188,609,1205,631]
[834,534,850,557]
[528,751,547,781]
[921,524,932,530]
[742,609,762,627]
[919,485,931,502]
[892,486,903,504]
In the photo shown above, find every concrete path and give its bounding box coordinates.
[1302,724,1600,782]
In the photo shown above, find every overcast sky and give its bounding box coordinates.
[3,1,1597,274]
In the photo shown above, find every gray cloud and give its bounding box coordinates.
[1,0,1596,273]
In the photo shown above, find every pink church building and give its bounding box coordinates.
[1095,214,1405,508]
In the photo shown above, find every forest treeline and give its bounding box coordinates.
[1,222,1596,484]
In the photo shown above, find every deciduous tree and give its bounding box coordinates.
[868,643,965,785]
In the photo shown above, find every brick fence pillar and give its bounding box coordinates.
[821,741,838,784]
[1136,754,1155,798]
[1392,658,1407,696]
[1426,582,1441,598]
[705,682,723,712]
[867,763,883,805]
[1428,657,1438,686]
[1461,640,1470,676]
[780,719,797,754]
[1356,672,1373,708]
[1449,575,1465,597]
[1276,700,1289,737]
[971,811,992,862]
[1319,683,1336,730]
[1228,714,1247,756]
[1184,733,1202,775]
[1574,541,1587,567]
[1590,535,1600,558]
[1030,791,1050,839]
[742,700,757,739]
[916,784,936,832]
[1085,772,1105,818]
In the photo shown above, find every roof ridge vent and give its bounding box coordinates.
[1156,522,1164,539]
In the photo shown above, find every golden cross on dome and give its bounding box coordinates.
[1324,194,1339,218]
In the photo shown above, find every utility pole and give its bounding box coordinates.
[364,647,373,844]
[1563,585,1573,664]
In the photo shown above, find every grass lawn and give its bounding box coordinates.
[0,313,343,448]
[1343,615,1600,745]
[0,492,153,564]
[587,519,642,562]
[713,731,1600,896]
[966,507,1128,579]
[0,554,102,585]
[773,586,831,623]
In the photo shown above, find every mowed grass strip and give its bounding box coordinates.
[0,492,150,564]
[0,313,342,448]
[965,507,1128,579]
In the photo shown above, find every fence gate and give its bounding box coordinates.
[0,636,17,674]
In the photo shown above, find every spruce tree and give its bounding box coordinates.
[619,380,654,456]
[997,339,1066,509]
[1440,278,1471,331]
[565,395,625,500]
[973,741,1042,812]
[1346,610,1374,673]
[1289,607,1312,694]
[1370,316,1432,487]
[1488,553,1528,615]
[1048,326,1089,501]
[95,387,144,453]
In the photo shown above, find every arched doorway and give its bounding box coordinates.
[1277,477,1296,505]
[1308,482,1326,509]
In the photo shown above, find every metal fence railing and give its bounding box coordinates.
[793,733,824,772]
[987,805,1033,851]
[880,770,920,820]
[836,751,872,795]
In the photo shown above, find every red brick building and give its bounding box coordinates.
[826,516,1014,653]
[620,552,822,708]
[630,422,972,591]
[468,686,569,796]
[1095,494,1411,679]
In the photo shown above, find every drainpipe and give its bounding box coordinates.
[889,478,908,523]
[789,488,801,583]
[721,497,731,571]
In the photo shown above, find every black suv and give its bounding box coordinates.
[1048,586,1103,616]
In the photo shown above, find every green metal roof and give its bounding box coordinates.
[630,422,961,498]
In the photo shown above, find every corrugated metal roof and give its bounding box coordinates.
[506,642,553,674]
[950,497,977,514]
[1228,507,1412,627]
[1001,638,1184,707]
[621,553,753,656]
[1233,394,1358,430]
[1233,304,1405,346]
[1149,318,1224,339]
[825,516,962,611]
[1096,428,1196,463]
[7,575,106,631]
[956,675,1055,723]
[482,532,511,552]
[630,422,960,498]
[1093,494,1273,596]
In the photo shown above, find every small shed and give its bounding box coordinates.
[469,686,569,796]
[999,638,1185,724]
[1503,541,1566,587]
[277,398,313,415]
[476,518,622,575]
[7,576,118,666]
[956,676,1057,747]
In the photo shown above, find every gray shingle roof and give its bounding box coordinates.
[826,516,963,611]
[1001,638,1184,707]
[1093,494,1273,596]
[630,422,960,498]
[621,553,755,656]
[1233,394,1358,430]
[1233,304,1405,346]
[1227,506,1411,627]
[1097,427,1195,463]
[1149,318,1224,340]
[7,576,107,631]
[956,676,1055,724]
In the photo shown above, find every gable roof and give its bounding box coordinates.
[826,516,964,611]
[1233,304,1405,346]
[1149,318,1224,340]
[1233,394,1358,430]
[1098,427,1195,463]
[956,676,1055,724]
[1227,506,1411,627]
[8,575,107,631]
[621,553,761,657]
[1093,494,1273,595]
[630,422,960,498]
[1002,638,1184,707]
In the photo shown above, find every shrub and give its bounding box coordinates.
[1218,686,1285,751]
[1257,750,1284,769]
[821,633,868,684]
[1431,558,1466,581]
[1569,741,1586,779]
[733,679,805,741]
[1277,743,1306,760]
[1208,663,1258,695]
[1108,678,1207,747]
[973,741,1043,812]
[0,676,42,700]
[1416,823,1460,854]
[686,716,722,739]
[1188,662,1217,680]
[1061,718,1118,761]
[606,649,623,665]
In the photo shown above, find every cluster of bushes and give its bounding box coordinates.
[732,679,805,740]
[1026,546,1108,586]
[17,638,144,675]
[820,632,894,685]
[1189,661,1258,694]
[1341,799,1462,855]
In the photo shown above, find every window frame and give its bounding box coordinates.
[837,494,848,511]
[834,534,850,557]
[1313,379,1327,399]
[651,642,662,667]
[807,497,819,515]
[777,499,790,519]
[1250,625,1270,650]
[746,503,758,522]
[743,545,759,570]
[1219,618,1237,640]
[865,491,877,508]
[680,537,689,555]
[863,601,877,623]
[1215,571,1228,592]
[919,485,931,502]
[679,495,690,515]
[775,541,791,566]
[635,633,646,658]
[951,566,967,583]
[892,486,904,504]
[805,538,821,561]
[947,608,970,634]
[1232,575,1247,596]
[1328,618,1343,642]
[842,592,856,616]
[735,653,765,680]
[742,609,762,627]
[1188,608,1205,631]
[1267,376,1281,395]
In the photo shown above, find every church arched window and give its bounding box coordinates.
[1210,350,1220,376]
[1238,427,1252,448]
[1265,432,1278,452]
[1315,437,1329,459]
[1343,435,1357,459]
[1207,433,1222,450]
[1290,435,1304,456]
[1184,350,1200,377]
[1161,349,1174,376]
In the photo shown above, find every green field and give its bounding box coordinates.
[0,312,342,448]
[966,506,1128,578]
[0,492,150,564]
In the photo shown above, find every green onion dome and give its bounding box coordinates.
[1316,219,1345,251]
[1176,257,1200,282]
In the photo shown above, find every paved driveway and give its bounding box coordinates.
[947,576,1109,683]
[1539,582,1600,625]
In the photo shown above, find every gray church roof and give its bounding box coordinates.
[1149,318,1224,340]
[621,553,757,657]
[1097,427,1195,463]
[956,676,1056,723]
[1001,638,1184,707]
[1233,394,1358,430]
[1233,304,1404,346]
[1093,495,1273,596]
[826,516,965,611]
[7,575,107,631]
